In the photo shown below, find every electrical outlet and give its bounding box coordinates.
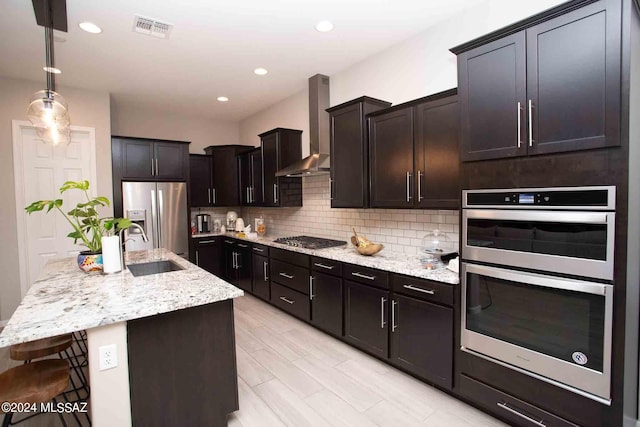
[99,344,118,371]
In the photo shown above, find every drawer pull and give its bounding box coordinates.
[237,243,249,248]
[279,296,295,305]
[352,272,376,281]
[224,240,235,244]
[198,239,217,244]
[403,284,435,295]
[314,262,334,270]
[497,402,546,427]
[253,247,264,253]
[279,272,294,279]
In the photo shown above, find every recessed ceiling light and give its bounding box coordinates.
[315,21,334,32]
[254,68,268,76]
[79,22,102,34]
[217,96,229,102]
[43,67,62,74]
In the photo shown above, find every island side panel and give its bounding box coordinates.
[127,299,239,427]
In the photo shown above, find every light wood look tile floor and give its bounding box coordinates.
[0,295,508,426]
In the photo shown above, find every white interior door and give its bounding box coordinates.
[13,121,97,296]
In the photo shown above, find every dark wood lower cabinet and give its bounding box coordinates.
[343,280,389,358]
[389,294,453,389]
[270,282,310,321]
[223,240,252,292]
[310,272,343,337]
[193,237,222,277]
[127,300,238,427]
[252,254,270,301]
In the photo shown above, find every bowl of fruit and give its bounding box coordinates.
[351,228,384,256]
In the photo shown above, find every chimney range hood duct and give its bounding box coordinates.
[276,74,331,177]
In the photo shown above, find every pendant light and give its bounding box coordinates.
[27,0,71,146]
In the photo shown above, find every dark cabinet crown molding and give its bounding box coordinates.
[450,0,599,54]
[258,128,303,137]
[112,135,191,145]
[326,96,392,113]
[366,88,458,117]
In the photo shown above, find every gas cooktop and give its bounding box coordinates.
[273,236,347,250]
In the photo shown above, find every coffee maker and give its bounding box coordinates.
[195,214,211,233]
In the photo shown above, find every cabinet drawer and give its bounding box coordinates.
[311,257,342,277]
[251,244,269,256]
[270,282,310,321]
[270,247,309,268]
[194,237,220,246]
[391,274,453,307]
[459,375,579,427]
[343,264,388,289]
[270,259,311,295]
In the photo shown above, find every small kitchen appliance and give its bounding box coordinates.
[196,213,210,233]
[226,211,238,231]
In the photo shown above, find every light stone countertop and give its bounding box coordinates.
[0,249,243,348]
[193,232,460,285]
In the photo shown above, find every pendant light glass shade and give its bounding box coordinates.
[27,89,71,145]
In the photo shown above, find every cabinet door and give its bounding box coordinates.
[526,1,620,155]
[389,294,453,389]
[369,108,414,208]
[236,246,252,293]
[121,139,154,179]
[223,240,237,283]
[211,149,240,206]
[252,254,270,301]
[458,32,527,161]
[194,238,222,277]
[238,152,252,205]
[311,272,343,337]
[250,150,263,205]
[154,142,187,180]
[414,96,460,209]
[261,133,279,206]
[343,280,389,358]
[330,103,366,208]
[189,156,212,207]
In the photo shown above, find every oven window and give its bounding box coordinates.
[466,272,605,372]
[467,219,607,260]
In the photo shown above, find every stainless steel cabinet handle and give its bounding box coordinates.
[417,170,423,202]
[329,178,334,200]
[274,183,278,204]
[380,297,387,329]
[279,272,294,279]
[391,300,398,332]
[250,187,254,203]
[208,188,212,204]
[263,261,269,281]
[234,252,239,269]
[237,243,249,248]
[151,158,155,175]
[199,239,217,244]
[406,171,412,202]
[212,188,216,204]
[528,99,534,147]
[314,263,334,270]
[280,296,295,305]
[195,250,199,266]
[224,240,234,244]
[517,102,523,148]
[246,187,250,203]
[155,158,159,176]
[403,284,435,295]
[309,276,315,301]
[253,247,264,253]
[231,252,236,269]
[497,402,546,427]
[352,272,376,281]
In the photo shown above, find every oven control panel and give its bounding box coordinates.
[465,187,614,209]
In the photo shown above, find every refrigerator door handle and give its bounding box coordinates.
[150,189,159,249]
[157,189,164,249]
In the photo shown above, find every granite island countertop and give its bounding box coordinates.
[0,249,244,348]
[193,232,460,285]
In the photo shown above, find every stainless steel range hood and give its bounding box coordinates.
[276,74,330,177]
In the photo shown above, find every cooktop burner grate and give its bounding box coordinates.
[273,236,347,249]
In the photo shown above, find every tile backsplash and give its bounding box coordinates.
[242,175,459,255]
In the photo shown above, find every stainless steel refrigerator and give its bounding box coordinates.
[121,182,189,258]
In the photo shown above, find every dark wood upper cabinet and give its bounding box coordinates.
[204,145,254,207]
[414,94,460,208]
[454,0,620,162]
[327,97,391,208]
[238,148,263,206]
[189,155,213,207]
[113,136,189,181]
[259,128,303,207]
[368,90,460,209]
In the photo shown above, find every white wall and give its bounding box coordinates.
[0,76,111,322]
[110,101,240,154]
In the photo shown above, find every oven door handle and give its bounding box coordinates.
[463,209,611,225]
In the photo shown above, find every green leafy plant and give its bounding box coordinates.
[25,180,132,253]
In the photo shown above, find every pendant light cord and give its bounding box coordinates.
[44,0,55,93]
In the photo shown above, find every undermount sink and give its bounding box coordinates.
[127,260,184,277]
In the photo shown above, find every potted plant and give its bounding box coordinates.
[25,180,132,272]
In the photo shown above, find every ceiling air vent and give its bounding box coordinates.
[132,15,173,39]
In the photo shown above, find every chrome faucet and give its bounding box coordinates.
[119,224,149,270]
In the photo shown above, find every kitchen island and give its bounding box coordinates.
[0,249,244,427]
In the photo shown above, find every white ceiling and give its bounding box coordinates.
[0,0,486,121]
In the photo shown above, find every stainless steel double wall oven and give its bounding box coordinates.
[460,186,615,404]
